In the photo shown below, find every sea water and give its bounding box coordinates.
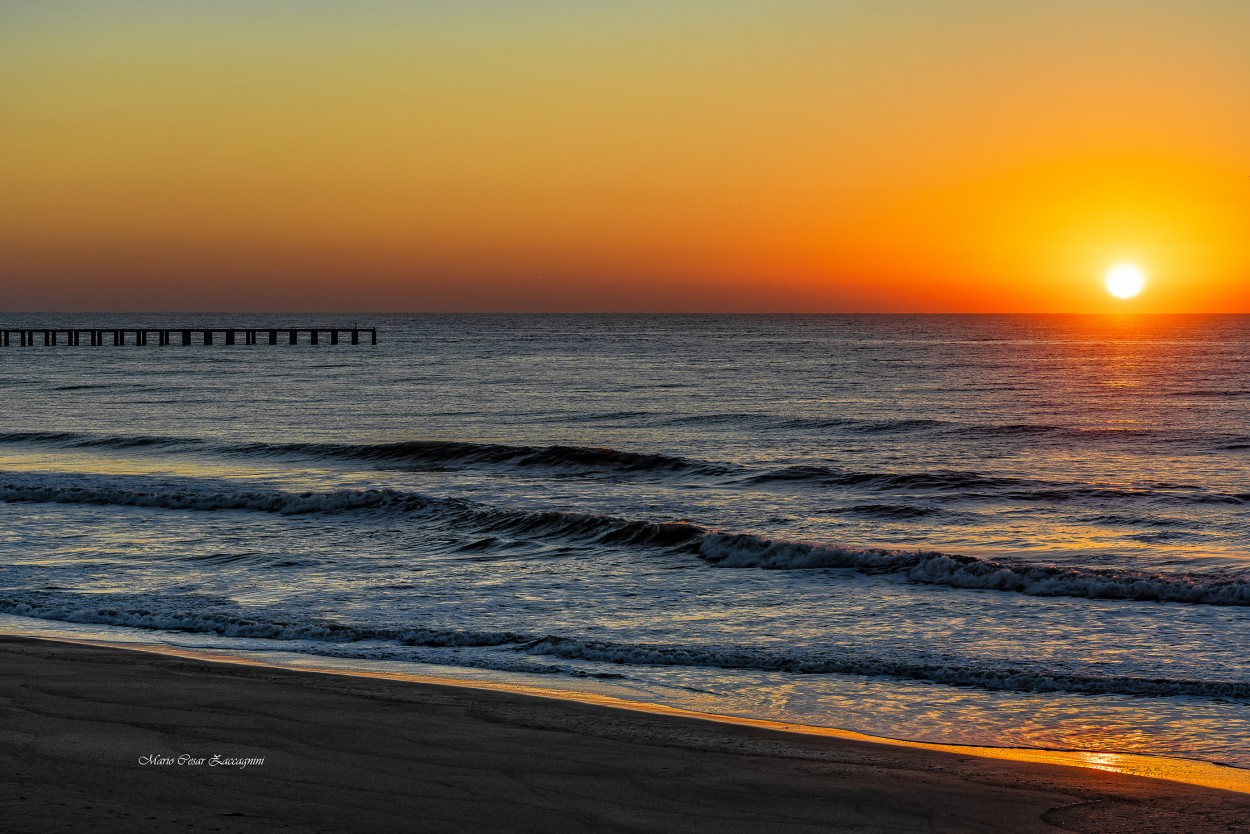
[1,313,1247,766]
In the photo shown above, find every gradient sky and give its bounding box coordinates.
[2,1,1248,312]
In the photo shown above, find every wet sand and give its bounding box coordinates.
[1,636,1247,833]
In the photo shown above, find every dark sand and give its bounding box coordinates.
[1,636,1247,833]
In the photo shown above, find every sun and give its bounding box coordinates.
[1104,263,1146,299]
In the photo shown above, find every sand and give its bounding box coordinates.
[1,636,1247,833]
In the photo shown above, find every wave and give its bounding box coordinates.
[2,430,1241,500]
[560,410,656,423]
[0,473,704,550]
[0,430,207,452]
[268,439,730,475]
[658,413,764,427]
[745,466,1248,506]
[0,591,525,646]
[777,417,948,433]
[957,424,1167,441]
[1076,512,1203,530]
[1002,487,1250,506]
[2,472,1248,607]
[767,418,1233,450]
[958,423,1061,437]
[2,590,1245,699]
[568,413,1159,442]
[749,466,1025,491]
[518,636,1250,699]
[841,503,942,519]
[0,430,728,478]
[698,534,1250,606]
[773,418,1178,444]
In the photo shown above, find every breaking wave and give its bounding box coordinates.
[0,473,704,549]
[2,472,1248,607]
[1,590,1245,699]
[698,534,1250,606]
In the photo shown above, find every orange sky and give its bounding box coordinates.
[1,1,1247,312]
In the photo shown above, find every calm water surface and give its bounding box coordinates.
[1,314,1248,766]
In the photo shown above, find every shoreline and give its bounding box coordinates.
[3,635,1249,833]
[22,632,1250,796]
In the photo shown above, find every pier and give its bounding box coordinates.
[0,327,378,347]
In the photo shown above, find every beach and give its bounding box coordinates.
[2,636,1247,833]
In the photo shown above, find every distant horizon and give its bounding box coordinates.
[4,310,1250,318]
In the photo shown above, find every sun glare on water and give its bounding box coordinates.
[1104,263,1146,299]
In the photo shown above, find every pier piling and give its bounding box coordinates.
[3,325,377,349]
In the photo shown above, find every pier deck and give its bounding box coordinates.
[0,327,378,347]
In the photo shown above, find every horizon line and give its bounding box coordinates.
[2,311,1249,317]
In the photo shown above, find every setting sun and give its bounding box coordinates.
[1104,263,1147,299]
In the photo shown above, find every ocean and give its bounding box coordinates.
[1,313,1248,767]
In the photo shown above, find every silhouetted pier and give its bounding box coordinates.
[0,327,378,347]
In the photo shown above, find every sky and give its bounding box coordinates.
[1,0,1248,312]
